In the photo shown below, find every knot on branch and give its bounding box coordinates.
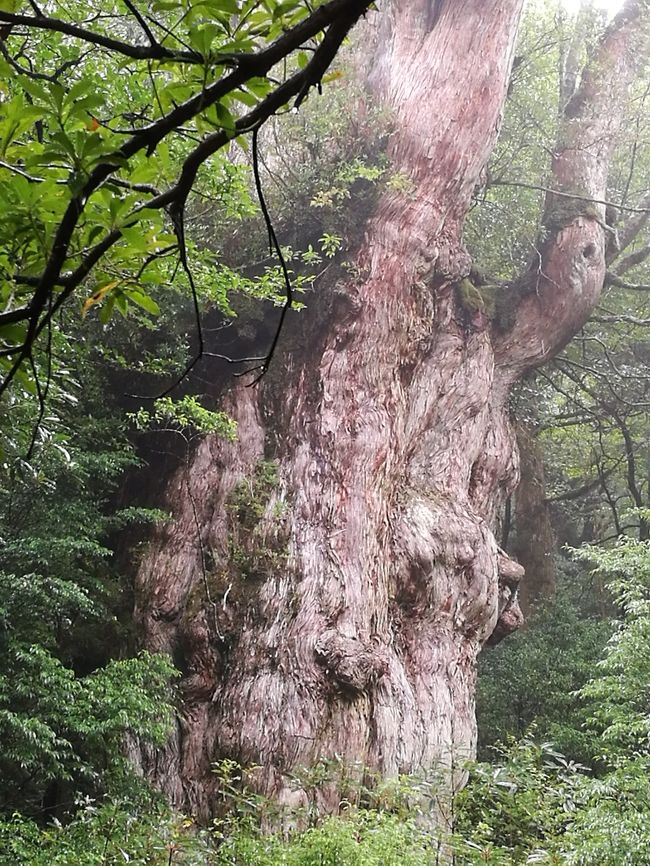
[496,548,524,588]
[314,629,386,694]
[487,549,524,646]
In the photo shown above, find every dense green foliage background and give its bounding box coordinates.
[6,539,650,864]
[0,360,177,817]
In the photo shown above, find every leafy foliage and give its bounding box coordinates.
[573,539,650,761]
[0,360,176,816]
[131,395,237,439]
[477,561,610,766]
[470,539,650,864]
[454,738,585,865]
[0,801,213,866]
[0,0,372,397]
[4,539,650,866]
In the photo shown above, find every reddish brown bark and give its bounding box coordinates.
[131,0,649,822]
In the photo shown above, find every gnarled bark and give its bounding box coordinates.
[131,0,649,822]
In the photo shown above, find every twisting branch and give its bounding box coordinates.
[154,211,205,400]
[122,0,157,46]
[26,352,44,460]
[545,465,616,504]
[596,443,623,537]
[605,271,650,291]
[590,312,650,327]
[614,187,650,256]
[580,334,650,381]
[134,6,361,392]
[495,0,650,375]
[22,63,329,356]
[614,243,650,275]
[537,367,601,422]
[0,9,202,63]
[0,38,84,82]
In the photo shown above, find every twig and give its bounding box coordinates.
[123,0,157,45]
[0,9,202,63]
[493,179,650,214]
[605,271,650,292]
[241,125,294,385]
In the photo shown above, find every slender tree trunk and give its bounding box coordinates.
[511,422,555,614]
[131,0,649,821]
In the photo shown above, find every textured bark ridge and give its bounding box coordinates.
[132,0,649,821]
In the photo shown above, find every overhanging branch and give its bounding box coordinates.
[0,0,373,400]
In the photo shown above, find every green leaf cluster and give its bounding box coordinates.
[131,395,237,439]
[0,359,176,816]
[477,561,610,767]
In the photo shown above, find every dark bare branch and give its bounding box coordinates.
[614,187,650,255]
[605,271,650,291]
[0,9,202,62]
[492,179,650,215]
[614,243,650,275]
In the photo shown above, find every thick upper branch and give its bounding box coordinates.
[495,0,650,377]
[0,10,202,62]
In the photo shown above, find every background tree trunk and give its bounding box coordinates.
[511,422,556,614]
[131,0,648,822]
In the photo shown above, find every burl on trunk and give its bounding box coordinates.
[131,0,649,822]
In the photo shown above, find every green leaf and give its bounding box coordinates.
[215,101,236,135]
[124,289,160,316]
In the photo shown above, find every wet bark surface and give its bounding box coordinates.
[130,0,649,822]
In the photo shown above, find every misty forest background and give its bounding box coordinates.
[2,0,650,863]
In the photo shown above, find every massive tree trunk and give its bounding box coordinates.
[132,0,649,822]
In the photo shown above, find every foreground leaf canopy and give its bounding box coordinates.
[0,0,371,398]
